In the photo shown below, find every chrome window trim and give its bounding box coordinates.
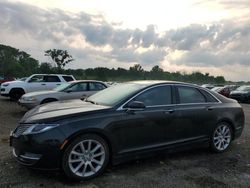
[175,102,221,106]
[116,83,222,111]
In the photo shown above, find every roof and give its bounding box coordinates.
[128,80,191,86]
[31,74,74,76]
[70,80,106,83]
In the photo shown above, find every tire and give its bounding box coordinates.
[210,122,233,153]
[62,134,110,181]
[9,89,25,101]
[41,98,57,104]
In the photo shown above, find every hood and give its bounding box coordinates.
[3,80,24,85]
[20,99,111,123]
[22,90,58,97]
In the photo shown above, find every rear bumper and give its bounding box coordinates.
[234,126,244,140]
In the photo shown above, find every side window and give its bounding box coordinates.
[178,86,206,104]
[44,76,61,82]
[200,89,219,103]
[131,85,172,106]
[68,83,88,92]
[62,76,74,82]
[89,82,107,91]
[28,75,44,83]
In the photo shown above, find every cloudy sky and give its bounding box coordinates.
[0,0,249,81]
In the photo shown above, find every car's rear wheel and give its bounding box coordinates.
[62,134,109,181]
[210,122,232,153]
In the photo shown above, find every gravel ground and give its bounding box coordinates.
[0,96,250,188]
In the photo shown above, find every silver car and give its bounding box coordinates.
[18,80,108,109]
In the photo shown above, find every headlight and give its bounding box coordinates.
[23,96,36,101]
[22,124,59,135]
[2,83,9,87]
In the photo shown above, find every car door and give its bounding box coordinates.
[173,85,218,141]
[44,75,61,90]
[110,85,177,154]
[62,82,89,100]
[26,75,48,92]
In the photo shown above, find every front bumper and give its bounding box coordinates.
[18,99,38,109]
[1,93,9,97]
[10,128,65,170]
[0,87,10,96]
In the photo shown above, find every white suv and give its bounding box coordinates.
[0,74,75,100]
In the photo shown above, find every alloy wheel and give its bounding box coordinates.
[213,124,231,151]
[68,139,106,178]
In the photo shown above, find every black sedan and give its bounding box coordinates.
[229,85,250,103]
[10,81,245,180]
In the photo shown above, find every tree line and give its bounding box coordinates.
[0,44,227,84]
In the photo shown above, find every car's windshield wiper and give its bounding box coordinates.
[85,99,99,105]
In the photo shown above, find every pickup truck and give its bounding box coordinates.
[0,74,75,100]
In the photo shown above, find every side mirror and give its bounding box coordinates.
[126,101,145,111]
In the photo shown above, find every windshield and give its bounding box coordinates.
[236,86,250,92]
[18,77,27,81]
[53,83,71,91]
[86,83,146,106]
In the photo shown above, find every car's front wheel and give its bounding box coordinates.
[210,122,232,153]
[9,89,24,101]
[62,134,109,181]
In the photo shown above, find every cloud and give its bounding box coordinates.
[81,24,113,46]
[171,50,250,67]
[0,1,249,80]
[109,48,167,64]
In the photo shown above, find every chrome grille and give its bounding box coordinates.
[13,125,32,137]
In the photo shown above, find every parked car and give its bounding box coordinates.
[229,85,250,103]
[0,76,15,85]
[19,80,108,109]
[201,84,214,90]
[226,85,239,92]
[0,74,75,100]
[211,86,222,92]
[211,86,230,97]
[10,81,244,181]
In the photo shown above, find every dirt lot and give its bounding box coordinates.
[0,96,250,188]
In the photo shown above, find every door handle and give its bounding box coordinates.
[164,109,175,114]
[206,106,213,111]
[41,83,46,86]
[56,84,61,86]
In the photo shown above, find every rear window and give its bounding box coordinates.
[63,76,74,82]
[178,86,206,104]
[44,76,61,82]
[200,89,219,103]
[89,82,107,91]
